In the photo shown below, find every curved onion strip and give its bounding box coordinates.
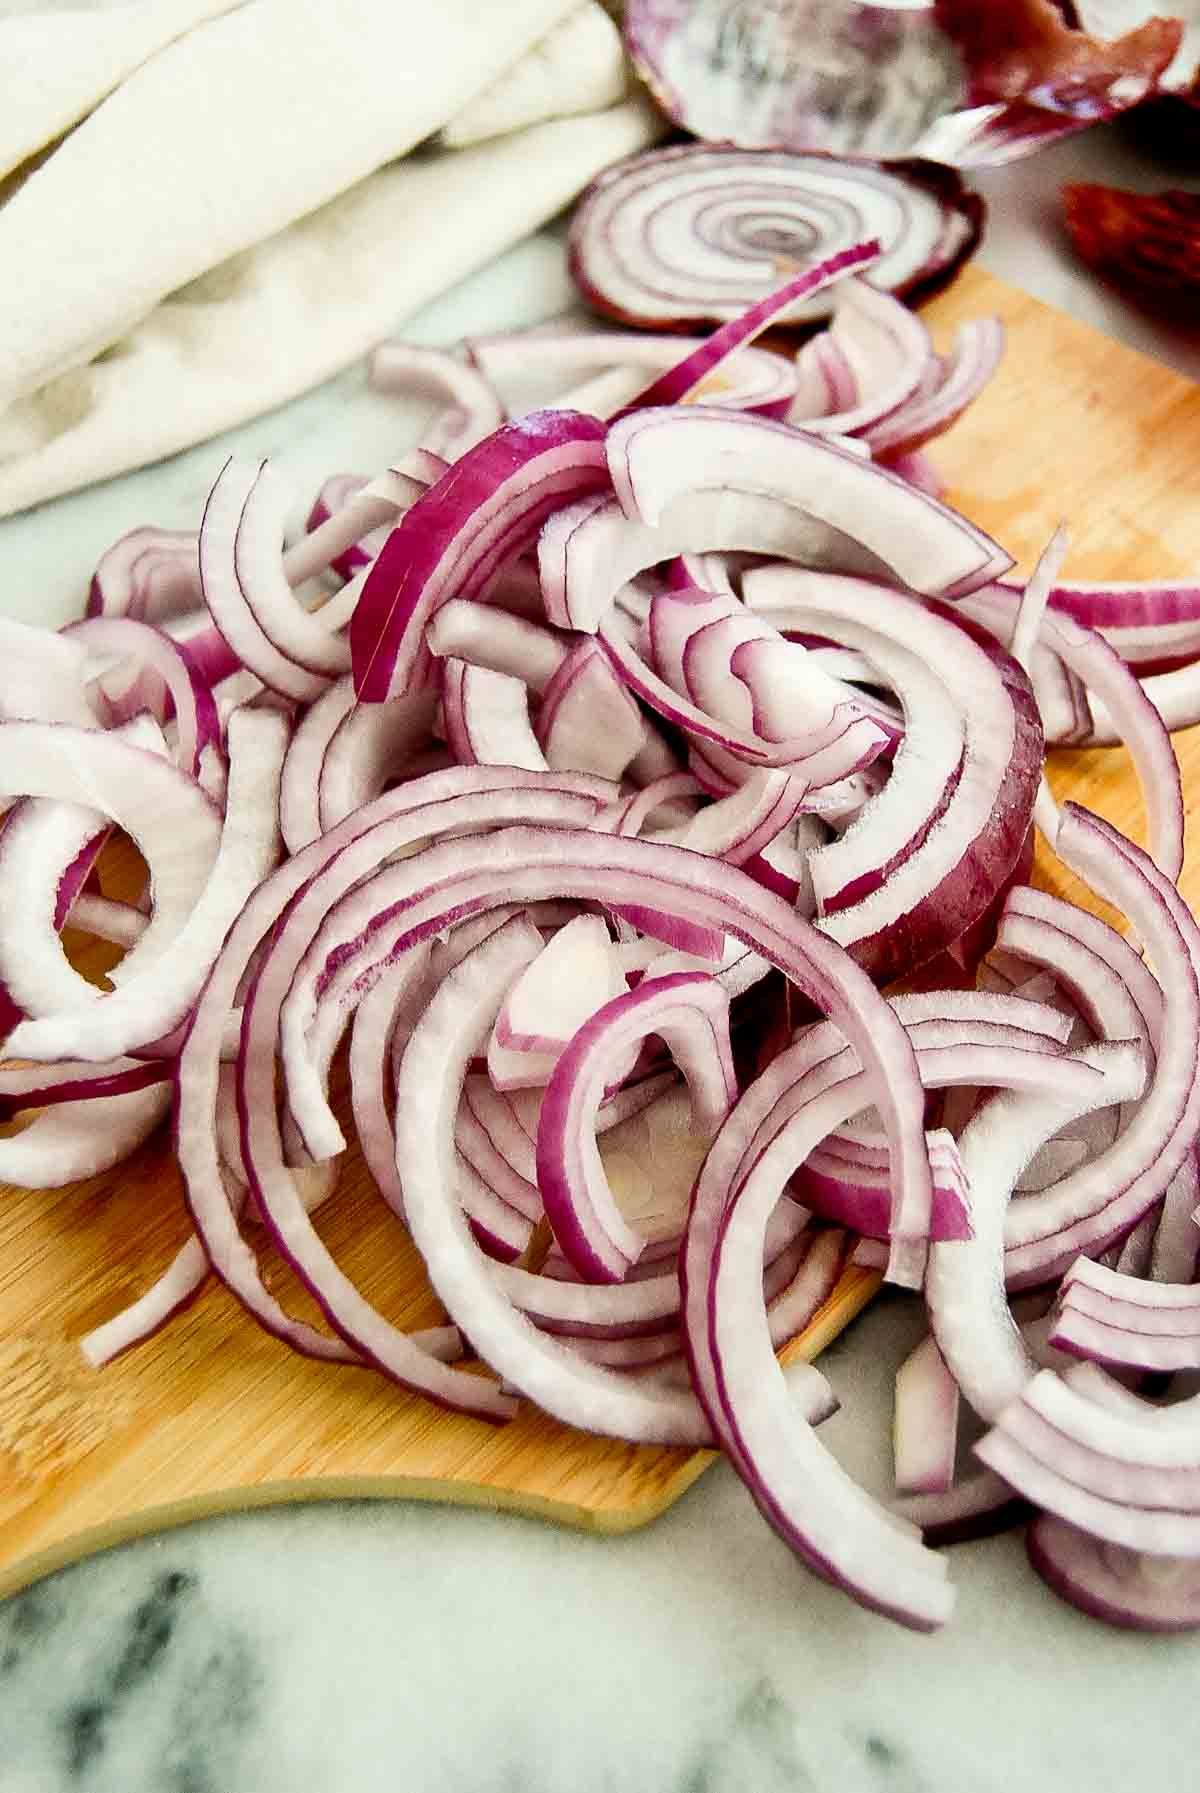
[318,689,439,835]
[199,460,331,702]
[351,411,610,704]
[0,722,221,1015]
[278,676,356,856]
[87,526,202,625]
[1028,1513,1200,1633]
[537,971,735,1282]
[441,658,546,773]
[9,709,287,1064]
[925,1041,1146,1425]
[619,241,879,412]
[426,599,569,695]
[68,616,221,780]
[964,587,1184,879]
[746,570,1043,982]
[1000,808,1200,1285]
[395,917,721,1443]
[894,1335,960,1499]
[176,771,610,1367]
[367,342,506,461]
[0,1081,171,1189]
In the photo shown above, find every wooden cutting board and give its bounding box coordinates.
[2,263,1199,1602]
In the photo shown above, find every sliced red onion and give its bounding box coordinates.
[87,527,202,624]
[426,599,570,695]
[977,1370,1200,1555]
[319,688,439,835]
[177,773,611,1367]
[395,918,720,1443]
[0,1080,171,1187]
[746,569,1043,982]
[538,971,736,1282]
[289,462,431,589]
[894,1468,1031,1547]
[278,676,357,855]
[0,799,109,1021]
[568,143,983,329]
[492,914,625,1060]
[1000,808,1200,1286]
[0,619,100,728]
[965,586,1185,879]
[0,722,222,1022]
[67,615,222,781]
[441,658,546,773]
[9,708,287,1064]
[588,407,1010,617]
[618,241,879,413]
[367,342,505,461]
[894,1334,960,1498]
[199,460,337,702]
[792,277,935,438]
[535,641,646,782]
[351,411,610,703]
[1028,1513,1200,1633]
[925,1039,1145,1426]
[1151,1150,1200,1287]
[862,318,1006,460]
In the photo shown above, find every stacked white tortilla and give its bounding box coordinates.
[0,0,656,515]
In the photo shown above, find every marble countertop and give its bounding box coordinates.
[3,118,1200,1792]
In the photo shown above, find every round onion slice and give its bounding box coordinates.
[568,143,983,329]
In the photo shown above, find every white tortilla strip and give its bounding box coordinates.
[0,97,664,516]
[0,0,577,408]
[438,2,629,147]
[0,1,246,182]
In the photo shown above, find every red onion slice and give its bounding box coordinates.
[894,1334,960,1498]
[618,241,879,412]
[67,615,222,781]
[0,1080,172,1188]
[1028,1513,1200,1633]
[0,722,221,1015]
[535,641,646,782]
[1000,808,1200,1285]
[198,460,334,703]
[537,971,736,1283]
[441,658,546,773]
[0,620,100,728]
[568,143,983,329]
[87,527,202,624]
[9,708,287,1064]
[367,342,505,461]
[351,411,610,703]
[176,772,608,1368]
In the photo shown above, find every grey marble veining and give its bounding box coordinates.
[3,1301,1199,1793]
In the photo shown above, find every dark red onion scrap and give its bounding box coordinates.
[622,0,1183,166]
[6,259,1200,1643]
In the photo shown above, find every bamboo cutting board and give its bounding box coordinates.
[2,263,1199,1601]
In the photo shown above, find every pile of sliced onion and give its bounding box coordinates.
[6,242,1200,1639]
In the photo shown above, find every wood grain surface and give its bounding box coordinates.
[2,263,1197,1600]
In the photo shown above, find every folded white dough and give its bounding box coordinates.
[0,1,245,183]
[0,98,664,517]
[438,2,630,147]
[0,0,579,408]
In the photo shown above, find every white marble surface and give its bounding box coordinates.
[2,119,1200,1791]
